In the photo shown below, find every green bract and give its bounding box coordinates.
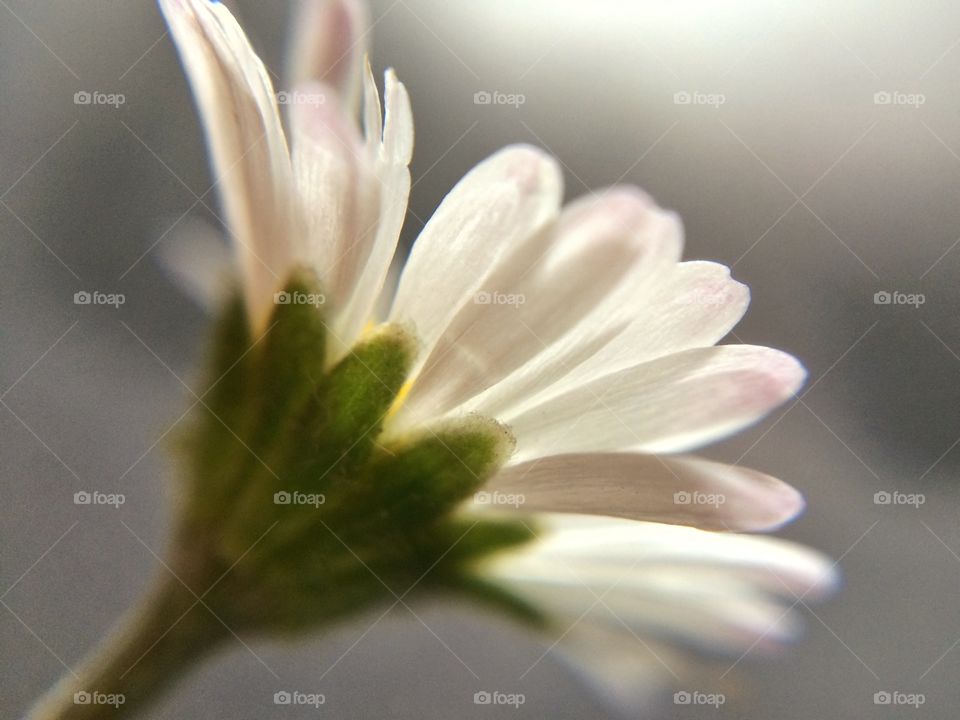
[172,270,542,633]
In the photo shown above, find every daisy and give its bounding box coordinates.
[162,0,810,531]
[32,0,836,715]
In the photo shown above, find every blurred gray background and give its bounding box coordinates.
[3,0,960,717]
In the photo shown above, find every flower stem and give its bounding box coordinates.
[27,572,228,720]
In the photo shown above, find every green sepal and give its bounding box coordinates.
[175,287,254,531]
[246,323,418,557]
[201,286,252,424]
[315,324,416,473]
[229,268,332,517]
[251,267,329,450]
[427,514,538,565]
[190,270,330,550]
[357,417,516,527]
[450,575,548,629]
[248,416,516,581]
[218,324,416,560]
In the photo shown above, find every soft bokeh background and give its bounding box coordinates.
[3,0,960,717]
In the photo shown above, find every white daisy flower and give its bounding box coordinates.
[162,0,807,531]
[155,0,836,707]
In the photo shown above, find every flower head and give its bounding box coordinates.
[158,0,836,705]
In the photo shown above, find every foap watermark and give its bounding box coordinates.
[874,490,925,508]
[277,90,326,107]
[474,290,525,308]
[74,291,125,308]
[474,490,525,508]
[674,490,726,508]
[273,690,325,708]
[873,91,925,108]
[673,90,725,108]
[874,690,925,708]
[274,491,326,508]
[74,491,125,508]
[473,691,525,707]
[674,690,726,707]
[74,91,126,108]
[473,90,526,108]
[874,290,924,308]
[73,691,125,708]
[274,290,325,307]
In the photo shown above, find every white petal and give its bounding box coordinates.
[521,514,837,599]
[289,65,413,358]
[495,558,799,651]
[387,145,563,377]
[552,621,679,714]
[485,453,804,531]
[160,0,297,330]
[288,0,368,113]
[157,217,232,310]
[461,258,743,421]
[361,56,382,154]
[394,188,681,429]
[560,261,749,387]
[502,345,805,461]
[483,515,837,654]
[289,82,376,312]
[380,68,414,164]
[332,68,413,351]
[373,255,403,322]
